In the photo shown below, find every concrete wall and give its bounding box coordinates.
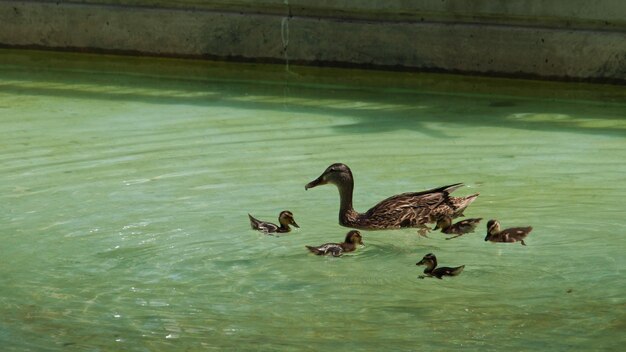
[1,0,625,82]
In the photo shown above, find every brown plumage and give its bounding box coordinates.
[304,163,478,235]
[305,230,364,257]
[484,219,533,245]
[248,211,299,235]
[433,216,483,240]
[416,253,465,279]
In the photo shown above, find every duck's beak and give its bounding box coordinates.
[305,175,326,190]
[484,234,490,241]
[433,224,440,231]
[291,220,300,228]
[416,259,425,266]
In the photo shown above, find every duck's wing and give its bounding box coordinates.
[434,265,465,278]
[453,218,482,234]
[502,226,533,239]
[249,214,278,233]
[364,183,464,227]
[306,243,342,256]
[260,223,279,233]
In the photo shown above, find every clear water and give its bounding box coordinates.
[1,50,625,351]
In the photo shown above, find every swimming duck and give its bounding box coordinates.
[305,230,364,257]
[433,216,483,240]
[305,163,478,235]
[416,253,465,279]
[248,211,299,234]
[484,219,533,245]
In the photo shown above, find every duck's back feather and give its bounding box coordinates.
[502,226,533,239]
[248,214,261,229]
[248,214,279,233]
[361,183,465,228]
[433,265,465,278]
[306,243,343,256]
[445,218,482,235]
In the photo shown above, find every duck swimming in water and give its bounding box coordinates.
[305,230,364,257]
[305,163,478,235]
[484,219,533,245]
[416,253,465,279]
[248,211,299,234]
[433,216,483,240]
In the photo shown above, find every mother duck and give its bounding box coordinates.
[305,163,478,235]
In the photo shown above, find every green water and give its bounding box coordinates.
[1,50,625,351]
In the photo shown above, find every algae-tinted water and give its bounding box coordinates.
[0,50,624,351]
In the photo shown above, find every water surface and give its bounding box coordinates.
[0,50,625,351]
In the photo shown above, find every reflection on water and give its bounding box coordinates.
[0,49,625,351]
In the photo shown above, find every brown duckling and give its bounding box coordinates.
[484,219,533,245]
[305,163,478,236]
[248,210,299,235]
[433,216,483,240]
[416,253,465,279]
[305,230,364,257]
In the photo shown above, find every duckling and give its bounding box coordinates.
[305,163,478,236]
[305,230,364,257]
[433,216,482,240]
[416,253,465,279]
[248,210,299,235]
[484,219,533,245]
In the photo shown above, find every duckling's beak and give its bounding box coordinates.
[305,175,326,190]
[416,259,425,266]
[432,224,440,231]
[484,234,489,241]
[291,220,300,228]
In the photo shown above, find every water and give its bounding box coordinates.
[0,49,625,351]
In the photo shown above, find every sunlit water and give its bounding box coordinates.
[1,50,624,351]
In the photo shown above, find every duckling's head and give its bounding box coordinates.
[485,219,501,241]
[278,210,299,228]
[305,163,353,190]
[416,253,437,268]
[433,216,452,231]
[345,230,364,245]
[486,219,501,236]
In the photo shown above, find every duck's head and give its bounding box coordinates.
[278,210,299,228]
[486,219,501,239]
[305,163,353,190]
[416,253,437,268]
[433,216,452,231]
[345,230,364,246]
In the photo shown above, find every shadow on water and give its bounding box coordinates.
[331,97,626,138]
[0,56,625,139]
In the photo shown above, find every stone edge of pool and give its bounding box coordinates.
[0,0,625,84]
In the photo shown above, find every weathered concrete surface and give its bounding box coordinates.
[0,1,285,59]
[1,0,625,82]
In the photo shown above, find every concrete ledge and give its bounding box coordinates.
[1,0,625,83]
[20,0,626,30]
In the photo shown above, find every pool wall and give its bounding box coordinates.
[1,0,625,83]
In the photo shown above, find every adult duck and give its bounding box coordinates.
[305,163,478,235]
